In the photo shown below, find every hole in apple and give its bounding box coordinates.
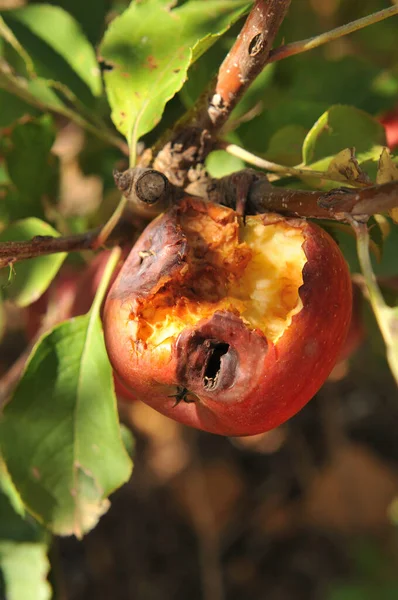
[131,203,306,355]
[203,342,230,391]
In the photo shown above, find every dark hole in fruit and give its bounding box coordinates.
[203,343,230,390]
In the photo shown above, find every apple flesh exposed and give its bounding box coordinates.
[104,197,352,436]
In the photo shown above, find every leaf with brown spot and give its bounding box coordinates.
[100,0,251,153]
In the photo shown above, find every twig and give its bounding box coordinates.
[152,0,291,187]
[113,167,179,219]
[0,168,184,267]
[208,0,291,129]
[208,171,398,221]
[268,5,398,64]
[1,170,397,268]
[0,219,135,269]
[223,143,371,188]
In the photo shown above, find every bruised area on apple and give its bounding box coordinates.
[104,196,352,436]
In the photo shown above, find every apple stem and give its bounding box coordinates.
[113,167,179,218]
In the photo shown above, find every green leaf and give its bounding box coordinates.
[1,16,93,108]
[29,0,110,46]
[237,99,329,156]
[284,55,398,116]
[265,125,307,166]
[0,461,51,600]
[4,4,102,97]
[1,114,59,220]
[0,311,133,536]
[0,542,51,600]
[0,460,25,521]
[206,149,245,178]
[100,0,251,150]
[0,218,66,307]
[0,88,40,128]
[302,105,386,168]
[0,14,34,76]
[5,114,57,198]
[25,77,69,111]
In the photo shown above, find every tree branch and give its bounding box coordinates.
[2,168,396,268]
[208,171,398,221]
[208,0,291,129]
[268,5,398,64]
[151,0,291,187]
[0,219,135,269]
[0,168,174,269]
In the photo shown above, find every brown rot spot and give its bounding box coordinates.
[103,197,353,436]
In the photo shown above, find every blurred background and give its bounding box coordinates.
[1,0,398,598]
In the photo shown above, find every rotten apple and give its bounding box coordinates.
[104,196,352,436]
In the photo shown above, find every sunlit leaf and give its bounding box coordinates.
[100,0,251,150]
[0,543,51,600]
[0,306,133,536]
[377,147,398,223]
[3,4,101,96]
[303,105,386,171]
[377,147,398,184]
[206,149,245,178]
[0,461,50,600]
[32,0,110,46]
[326,148,371,185]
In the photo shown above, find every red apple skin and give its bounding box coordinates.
[104,197,352,437]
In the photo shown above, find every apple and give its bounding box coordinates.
[104,196,352,436]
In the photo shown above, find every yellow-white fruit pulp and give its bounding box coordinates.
[133,214,306,351]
